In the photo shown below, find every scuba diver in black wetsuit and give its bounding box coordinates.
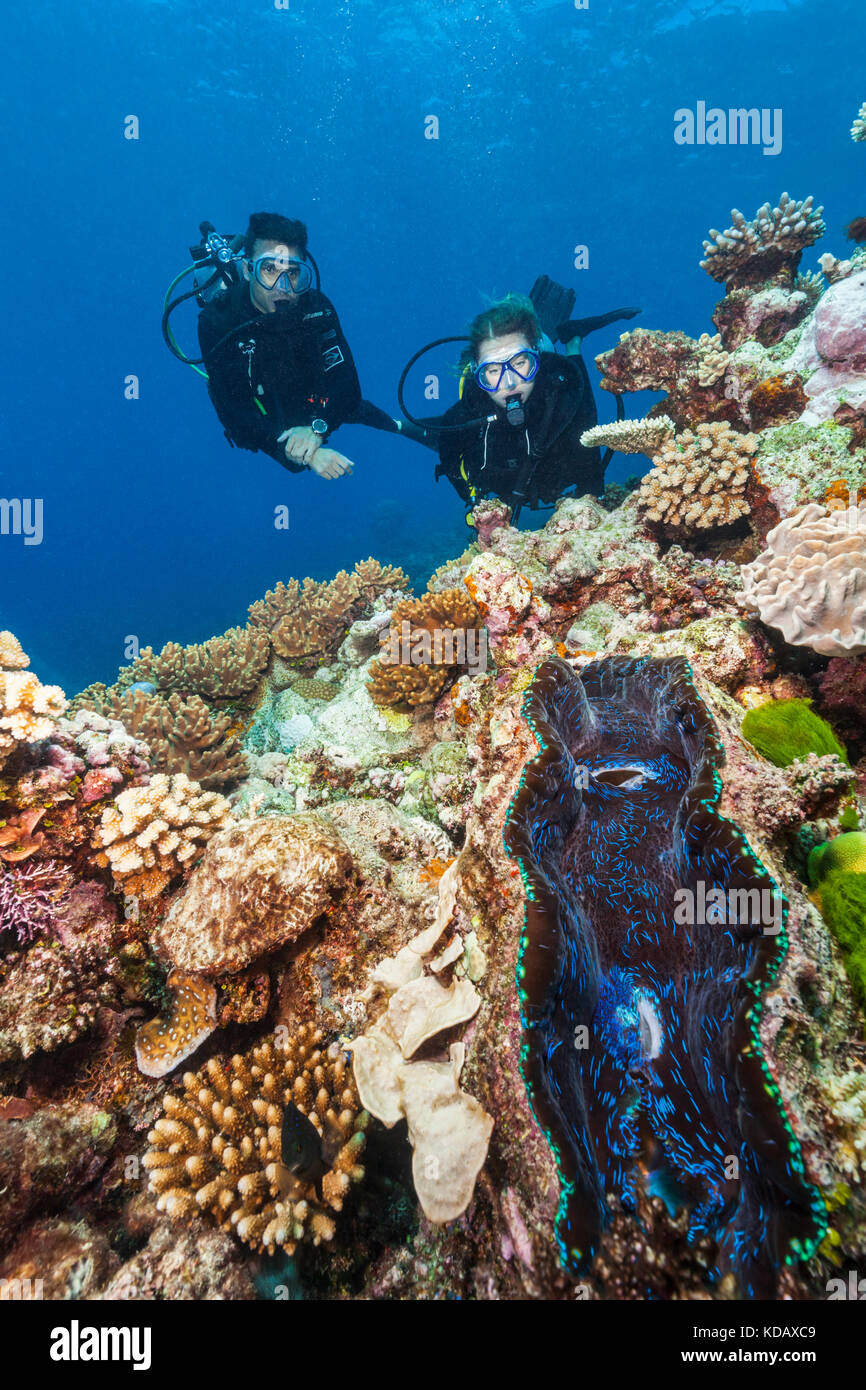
[175,212,405,481]
[397,278,640,524]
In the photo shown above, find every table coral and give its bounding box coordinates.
[637,421,757,534]
[741,501,866,655]
[143,1023,367,1255]
[153,812,354,974]
[700,193,825,290]
[581,415,675,455]
[92,772,231,899]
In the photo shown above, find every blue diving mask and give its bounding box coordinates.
[248,252,314,294]
[475,346,539,394]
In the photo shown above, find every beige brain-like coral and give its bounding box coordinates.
[852,102,866,142]
[154,813,354,974]
[0,632,67,766]
[143,1024,367,1255]
[700,193,825,287]
[638,421,758,534]
[581,415,675,455]
[93,773,231,899]
[741,501,866,656]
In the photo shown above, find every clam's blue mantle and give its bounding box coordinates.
[503,655,826,1296]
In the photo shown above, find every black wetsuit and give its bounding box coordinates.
[198,281,398,471]
[415,351,604,510]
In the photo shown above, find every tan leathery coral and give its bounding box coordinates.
[143,1023,367,1255]
[92,773,231,899]
[638,421,758,535]
[741,501,866,656]
[89,687,247,789]
[248,559,409,665]
[154,813,354,975]
[367,589,484,710]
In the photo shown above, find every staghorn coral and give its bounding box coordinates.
[741,501,866,656]
[93,773,231,899]
[852,102,866,143]
[249,559,409,666]
[367,589,484,710]
[700,193,825,290]
[0,860,71,945]
[154,813,353,975]
[0,633,67,768]
[135,968,218,1078]
[638,421,758,534]
[87,687,247,789]
[143,1023,367,1255]
[580,415,675,455]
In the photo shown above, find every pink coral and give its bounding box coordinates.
[788,269,866,424]
[0,860,71,944]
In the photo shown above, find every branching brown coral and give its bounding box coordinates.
[700,193,825,290]
[367,590,484,710]
[86,688,247,790]
[638,422,758,535]
[92,773,231,899]
[131,627,270,701]
[143,1024,367,1255]
[248,559,409,665]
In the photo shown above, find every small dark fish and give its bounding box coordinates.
[279,1102,327,1187]
[845,217,866,244]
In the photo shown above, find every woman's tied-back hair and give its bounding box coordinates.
[244,212,309,259]
[461,293,542,370]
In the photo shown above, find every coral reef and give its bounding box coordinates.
[852,102,866,143]
[80,688,247,790]
[93,773,231,899]
[153,813,354,975]
[135,968,218,1078]
[741,501,866,656]
[0,633,66,768]
[581,415,675,455]
[143,1023,367,1255]
[700,193,825,291]
[367,589,483,709]
[638,422,758,534]
[248,559,408,666]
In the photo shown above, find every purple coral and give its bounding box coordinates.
[0,861,70,945]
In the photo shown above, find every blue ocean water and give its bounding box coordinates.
[1,0,862,693]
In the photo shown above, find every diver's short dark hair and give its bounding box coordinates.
[244,212,308,258]
[463,294,542,367]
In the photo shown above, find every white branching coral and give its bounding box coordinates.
[0,631,67,766]
[700,193,825,286]
[741,501,866,656]
[93,772,231,899]
[694,332,729,387]
[852,102,866,143]
[638,421,758,534]
[581,415,675,455]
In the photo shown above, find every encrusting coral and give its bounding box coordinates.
[0,632,67,768]
[143,1023,368,1255]
[741,501,866,656]
[580,415,675,455]
[700,193,825,289]
[637,421,758,534]
[367,589,484,709]
[248,558,409,666]
[92,772,231,899]
[153,813,354,975]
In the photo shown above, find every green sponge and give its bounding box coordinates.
[741,698,848,768]
[808,831,866,888]
[813,869,866,1013]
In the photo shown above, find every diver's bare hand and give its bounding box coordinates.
[309,448,353,480]
[279,426,321,464]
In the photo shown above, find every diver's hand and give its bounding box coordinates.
[309,447,354,480]
[279,426,322,464]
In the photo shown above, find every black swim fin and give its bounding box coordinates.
[529,276,577,339]
[558,307,642,345]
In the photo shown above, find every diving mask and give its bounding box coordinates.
[475,346,539,393]
[248,252,314,294]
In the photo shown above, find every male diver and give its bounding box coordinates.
[197,212,403,480]
[403,279,639,522]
